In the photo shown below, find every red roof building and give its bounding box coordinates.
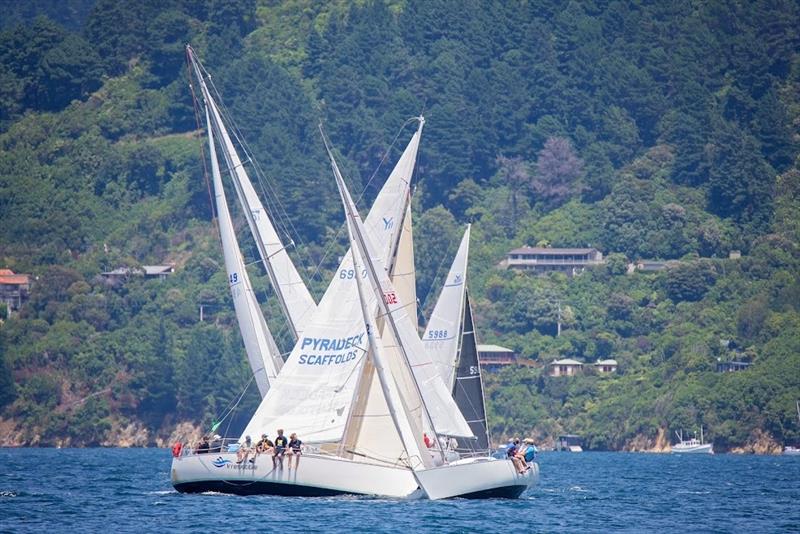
[0,269,31,312]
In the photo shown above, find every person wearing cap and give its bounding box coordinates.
[209,434,222,453]
[236,435,254,464]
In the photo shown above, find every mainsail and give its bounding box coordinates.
[189,47,316,341]
[325,143,474,440]
[240,122,424,443]
[452,292,490,450]
[204,106,282,397]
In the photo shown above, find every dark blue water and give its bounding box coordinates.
[1,449,798,532]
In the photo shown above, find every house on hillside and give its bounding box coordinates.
[477,344,517,370]
[504,247,604,276]
[594,359,618,374]
[716,360,751,372]
[0,269,31,313]
[101,264,175,284]
[626,259,682,274]
[548,358,583,377]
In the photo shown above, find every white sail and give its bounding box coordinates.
[240,122,424,443]
[391,203,418,327]
[190,49,316,341]
[205,107,282,397]
[326,144,474,440]
[422,225,471,389]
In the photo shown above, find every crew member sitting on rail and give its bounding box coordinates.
[197,435,210,454]
[236,435,254,464]
[287,433,302,470]
[256,433,274,456]
[273,429,289,469]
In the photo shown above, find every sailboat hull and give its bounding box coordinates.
[415,457,538,500]
[171,452,421,498]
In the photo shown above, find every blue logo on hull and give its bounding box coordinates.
[212,457,232,468]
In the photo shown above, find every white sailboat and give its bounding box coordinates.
[328,138,537,499]
[172,47,535,498]
[672,426,714,454]
[422,225,491,452]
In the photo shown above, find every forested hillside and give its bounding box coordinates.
[0,0,798,451]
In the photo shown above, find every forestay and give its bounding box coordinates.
[241,123,424,443]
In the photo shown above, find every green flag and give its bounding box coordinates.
[211,420,220,432]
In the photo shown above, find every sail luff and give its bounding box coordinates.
[390,201,418,327]
[205,106,280,396]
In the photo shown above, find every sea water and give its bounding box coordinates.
[1,448,798,532]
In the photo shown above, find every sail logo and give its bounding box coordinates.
[383,291,398,305]
[382,217,394,230]
[212,457,232,468]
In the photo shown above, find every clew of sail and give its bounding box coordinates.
[240,122,424,444]
[422,225,471,388]
[189,47,316,342]
[204,106,282,397]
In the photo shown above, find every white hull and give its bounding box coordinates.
[783,446,800,456]
[171,452,537,499]
[416,457,538,500]
[171,452,420,498]
[671,443,714,454]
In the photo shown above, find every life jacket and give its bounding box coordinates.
[172,442,183,457]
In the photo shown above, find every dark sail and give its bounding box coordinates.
[453,292,490,451]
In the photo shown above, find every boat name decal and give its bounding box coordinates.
[300,334,364,352]
[299,351,358,366]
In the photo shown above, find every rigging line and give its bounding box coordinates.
[194,55,316,285]
[202,74,310,264]
[418,233,460,328]
[185,48,216,226]
[213,372,256,436]
[310,118,420,285]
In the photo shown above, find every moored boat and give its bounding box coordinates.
[672,427,713,454]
